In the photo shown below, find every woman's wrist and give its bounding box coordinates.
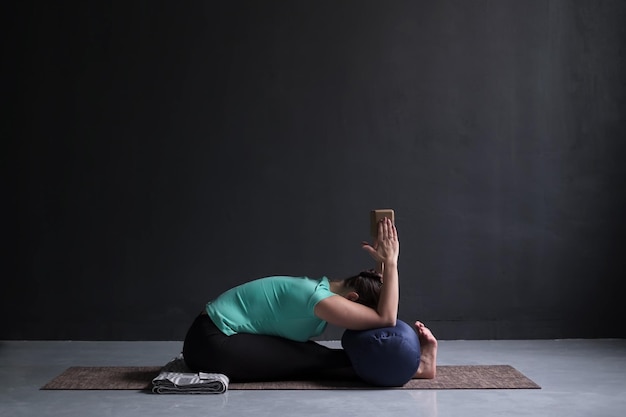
[383,260,398,268]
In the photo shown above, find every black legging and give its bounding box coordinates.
[182,313,355,382]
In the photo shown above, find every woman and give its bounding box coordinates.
[182,217,438,382]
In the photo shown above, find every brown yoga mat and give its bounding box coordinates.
[41,365,540,390]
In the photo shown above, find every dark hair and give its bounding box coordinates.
[342,270,383,310]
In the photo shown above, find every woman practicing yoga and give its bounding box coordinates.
[182,217,438,382]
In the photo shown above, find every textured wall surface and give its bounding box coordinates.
[5,1,625,340]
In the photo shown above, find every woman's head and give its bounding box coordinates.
[341,270,383,309]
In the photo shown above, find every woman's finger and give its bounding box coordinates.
[362,242,383,261]
[384,217,392,239]
[390,220,398,240]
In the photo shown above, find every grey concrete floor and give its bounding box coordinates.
[1,338,625,417]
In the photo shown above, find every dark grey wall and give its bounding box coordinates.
[5,1,625,340]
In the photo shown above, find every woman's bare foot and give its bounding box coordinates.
[413,321,438,379]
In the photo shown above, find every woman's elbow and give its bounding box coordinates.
[382,316,397,328]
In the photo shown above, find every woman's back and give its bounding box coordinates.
[205,276,335,342]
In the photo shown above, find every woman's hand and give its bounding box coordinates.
[361,217,399,265]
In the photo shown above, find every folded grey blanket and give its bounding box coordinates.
[152,355,229,394]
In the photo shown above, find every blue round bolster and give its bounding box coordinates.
[341,320,421,387]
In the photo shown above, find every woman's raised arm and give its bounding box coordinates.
[314,218,399,330]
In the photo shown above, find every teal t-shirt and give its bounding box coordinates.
[205,276,335,342]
